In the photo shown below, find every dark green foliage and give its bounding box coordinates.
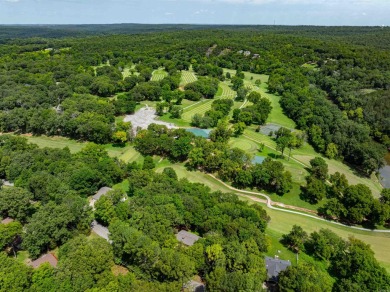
[56,235,114,292]
[278,263,333,292]
[310,157,328,180]
[142,156,155,170]
[0,252,32,292]
[281,225,308,253]
[0,188,33,222]
[184,77,219,99]
[23,198,93,259]
[303,175,327,204]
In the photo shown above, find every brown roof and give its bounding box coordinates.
[30,253,58,269]
[1,217,14,224]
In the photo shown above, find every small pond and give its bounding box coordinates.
[379,152,390,188]
[259,123,282,136]
[252,155,266,164]
[186,128,211,138]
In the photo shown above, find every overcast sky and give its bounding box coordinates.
[1,0,389,26]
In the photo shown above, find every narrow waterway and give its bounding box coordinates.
[379,152,390,188]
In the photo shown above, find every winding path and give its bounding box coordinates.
[207,174,390,234]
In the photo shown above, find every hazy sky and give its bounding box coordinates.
[1,0,389,26]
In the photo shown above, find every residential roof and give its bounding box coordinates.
[92,187,113,201]
[30,253,58,269]
[265,256,291,282]
[1,217,14,224]
[176,230,201,246]
[184,280,206,292]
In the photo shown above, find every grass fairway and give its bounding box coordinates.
[155,163,390,272]
[151,68,168,81]
[244,127,383,197]
[223,68,295,129]
[14,135,142,163]
[180,70,197,86]
[181,82,236,123]
[264,206,390,273]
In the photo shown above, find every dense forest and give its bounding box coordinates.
[0,25,390,291]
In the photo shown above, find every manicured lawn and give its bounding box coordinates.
[180,70,197,86]
[20,135,86,153]
[264,206,390,273]
[151,68,168,81]
[13,135,143,164]
[243,127,383,197]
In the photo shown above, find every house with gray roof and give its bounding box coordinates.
[89,187,113,208]
[176,230,201,246]
[265,256,291,282]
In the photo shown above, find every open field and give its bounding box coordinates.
[151,68,168,81]
[180,70,197,86]
[244,127,383,197]
[181,82,236,123]
[11,135,142,164]
[265,206,390,273]
[223,68,296,129]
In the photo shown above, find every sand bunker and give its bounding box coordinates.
[124,106,177,131]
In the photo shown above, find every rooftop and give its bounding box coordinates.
[1,217,14,224]
[30,253,58,269]
[265,256,291,282]
[176,230,201,246]
[92,187,113,201]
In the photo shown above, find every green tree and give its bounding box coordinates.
[278,263,332,292]
[0,187,33,222]
[303,175,327,204]
[143,156,155,170]
[281,225,308,253]
[57,235,114,292]
[310,157,329,180]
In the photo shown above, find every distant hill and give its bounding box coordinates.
[1,24,390,49]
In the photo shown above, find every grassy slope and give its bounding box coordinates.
[14,135,142,163]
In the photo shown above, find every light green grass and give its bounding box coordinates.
[243,128,382,197]
[180,70,197,86]
[151,68,168,81]
[13,135,142,163]
[181,82,236,123]
[223,69,295,129]
[264,206,390,273]
[159,114,191,127]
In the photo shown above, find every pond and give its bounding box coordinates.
[259,123,282,136]
[379,152,390,188]
[186,128,211,138]
[252,155,266,164]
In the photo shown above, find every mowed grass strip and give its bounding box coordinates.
[12,135,141,162]
[180,70,197,86]
[151,69,168,81]
[181,82,236,123]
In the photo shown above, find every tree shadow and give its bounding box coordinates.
[111,143,126,148]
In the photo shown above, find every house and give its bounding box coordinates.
[89,187,113,208]
[183,280,206,292]
[265,256,291,282]
[176,230,201,246]
[1,217,14,225]
[29,253,58,269]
